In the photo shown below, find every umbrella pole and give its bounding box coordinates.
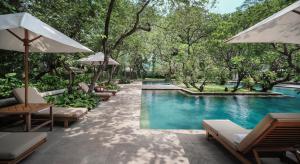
[24,29,29,107]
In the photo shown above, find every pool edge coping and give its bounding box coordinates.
[142,86,284,96]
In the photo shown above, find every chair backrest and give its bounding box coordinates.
[78,82,89,93]
[238,113,300,153]
[13,87,46,104]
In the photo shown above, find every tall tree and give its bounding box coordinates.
[89,0,153,92]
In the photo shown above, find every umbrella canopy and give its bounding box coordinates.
[78,52,120,66]
[0,12,93,106]
[227,1,300,45]
[0,12,92,52]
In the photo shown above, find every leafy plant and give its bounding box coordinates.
[33,74,68,92]
[0,73,22,98]
[46,90,99,109]
[242,77,255,90]
[99,82,120,90]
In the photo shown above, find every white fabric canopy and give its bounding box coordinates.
[227,1,300,45]
[78,52,120,66]
[0,12,92,52]
[0,12,92,106]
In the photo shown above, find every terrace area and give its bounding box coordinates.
[21,82,289,164]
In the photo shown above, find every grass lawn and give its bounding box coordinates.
[178,83,254,93]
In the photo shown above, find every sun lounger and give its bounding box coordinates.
[0,132,47,164]
[94,86,117,96]
[13,88,88,128]
[203,113,300,164]
[79,82,112,101]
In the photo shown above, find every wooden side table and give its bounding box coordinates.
[0,103,53,132]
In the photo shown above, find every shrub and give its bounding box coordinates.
[0,73,22,98]
[74,74,91,84]
[33,74,68,92]
[46,90,99,109]
[99,82,120,90]
[242,77,255,90]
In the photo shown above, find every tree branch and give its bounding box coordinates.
[271,43,284,54]
[112,0,151,50]
[102,0,116,55]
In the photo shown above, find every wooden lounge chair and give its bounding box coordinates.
[0,132,47,164]
[13,88,88,128]
[95,86,117,96]
[79,82,112,101]
[203,113,300,164]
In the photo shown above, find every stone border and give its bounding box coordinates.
[142,86,284,96]
[180,88,283,96]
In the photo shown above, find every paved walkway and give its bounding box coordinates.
[142,84,181,90]
[23,82,287,164]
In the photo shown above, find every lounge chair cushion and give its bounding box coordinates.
[35,107,88,118]
[238,113,300,152]
[13,87,88,120]
[0,132,47,160]
[233,133,248,144]
[203,120,251,150]
[13,88,45,104]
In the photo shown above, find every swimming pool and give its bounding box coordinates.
[141,87,300,130]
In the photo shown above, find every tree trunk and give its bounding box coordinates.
[108,66,116,84]
[232,75,244,92]
[183,81,190,88]
[261,74,290,92]
[199,80,206,92]
[89,66,103,92]
[190,80,206,92]
[88,0,151,92]
[62,62,74,93]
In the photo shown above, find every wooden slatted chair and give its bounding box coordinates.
[203,113,300,164]
[13,88,88,128]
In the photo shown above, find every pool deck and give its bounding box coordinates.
[142,84,181,90]
[23,81,289,164]
[276,84,300,89]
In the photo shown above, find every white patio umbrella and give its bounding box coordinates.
[227,1,300,44]
[0,12,93,106]
[78,52,120,83]
[78,52,120,66]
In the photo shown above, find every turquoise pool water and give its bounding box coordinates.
[141,87,300,129]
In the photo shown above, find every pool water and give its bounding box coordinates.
[141,87,300,130]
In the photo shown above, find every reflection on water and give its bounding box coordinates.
[142,87,300,130]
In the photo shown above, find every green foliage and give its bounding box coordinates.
[0,73,22,98]
[46,90,99,109]
[242,77,255,90]
[74,74,91,85]
[33,74,68,92]
[100,82,121,91]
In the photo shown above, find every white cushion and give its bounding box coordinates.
[13,87,45,104]
[0,132,47,159]
[233,133,249,144]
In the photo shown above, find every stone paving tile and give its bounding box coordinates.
[21,81,291,164]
